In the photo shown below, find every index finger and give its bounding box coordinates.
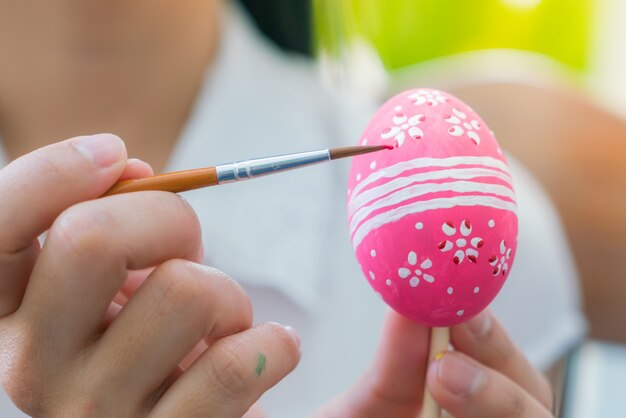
[0,134,126,316]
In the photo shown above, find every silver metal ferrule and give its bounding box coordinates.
[215,149,331,184]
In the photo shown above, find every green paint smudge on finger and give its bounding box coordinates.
[256,353,267,377]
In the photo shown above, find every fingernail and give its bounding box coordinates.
[466,309,492,338]
[284,326,301,349]
[73,133,124,167]
[126,158,155,175]
[435,353,485,396]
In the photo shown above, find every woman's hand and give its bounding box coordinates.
[0,134,300,417]
[426,310,554,417]
[312,310,554,418]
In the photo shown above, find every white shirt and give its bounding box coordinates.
[0,5,586,417]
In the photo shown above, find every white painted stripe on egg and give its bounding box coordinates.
[348,167,514,216]
[350,195,517,249]
[348,180,516,233]
[348,156,512,200]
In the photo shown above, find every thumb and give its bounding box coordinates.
[0,133,127,317]
[312,311,430,418]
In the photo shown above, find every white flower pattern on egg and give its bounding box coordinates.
[438,220,484,265]
[445,107,482,145]
[397,251,435,287]
[380,106,425,147]
[407,89,448,107]
[489,240,512,276]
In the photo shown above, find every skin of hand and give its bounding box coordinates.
[0,134,301,418]
[311,309,555,418]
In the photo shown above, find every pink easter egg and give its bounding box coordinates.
[347,88,518,327]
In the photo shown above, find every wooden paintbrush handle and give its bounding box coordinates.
[103,167,218,196]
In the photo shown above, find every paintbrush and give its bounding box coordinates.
[104,145,392,196]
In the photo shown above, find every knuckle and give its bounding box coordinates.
[150,261,253,334]
[206,268,253,330]
[208,341,250,398]
[3,367,40,415]
[1,325,47,415]
[150,193,202,259]
[502,391,527,417]
[67,376,127,418]
[3,378,41,417]
[150,260,204,318]
[49,203,115,258]
[31,147,68,181]
[165,194,202,241]
[185,264,253,333]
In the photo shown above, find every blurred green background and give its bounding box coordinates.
[239,0,593,74]
[313,0,593,72]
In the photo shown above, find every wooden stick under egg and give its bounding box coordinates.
[422,327,450,418]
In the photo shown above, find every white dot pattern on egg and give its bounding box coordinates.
[347,89,518,327]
